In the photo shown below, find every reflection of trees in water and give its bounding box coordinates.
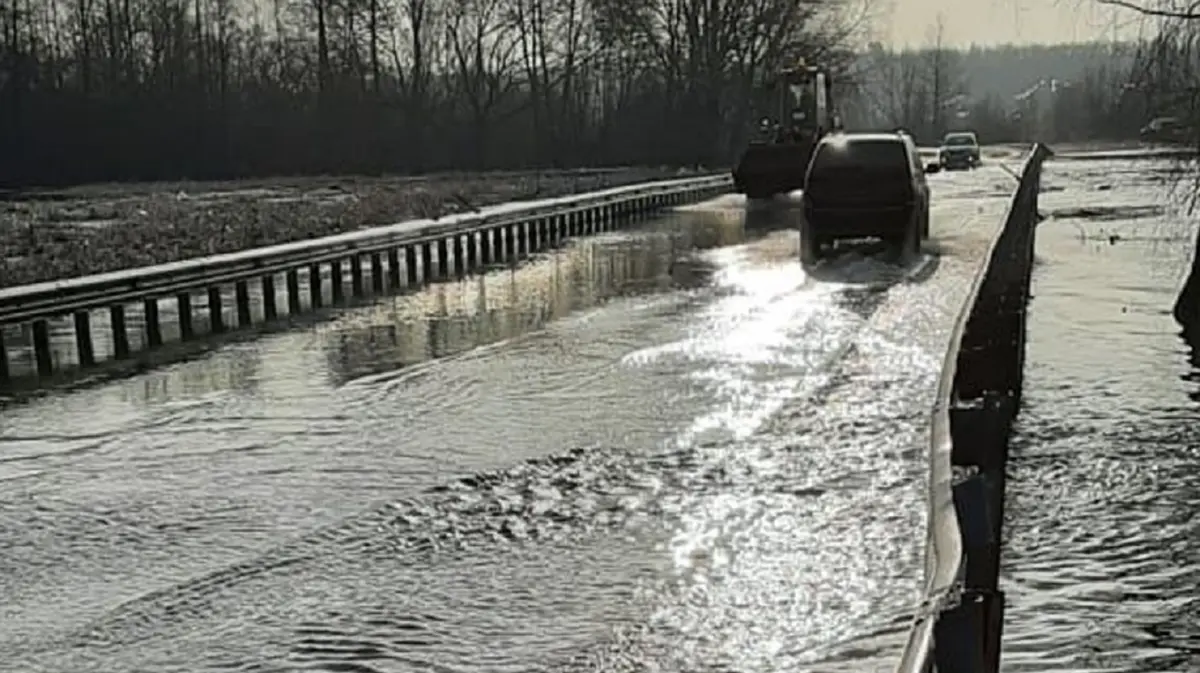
[127,347,262,404]
[324,214,739,384]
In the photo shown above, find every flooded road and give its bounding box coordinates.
[1003,157,1200,672]
[0,166,1019,673]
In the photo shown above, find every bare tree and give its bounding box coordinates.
[1087,0,1200,340]
[0,0,864,184]
[446,0,518,167]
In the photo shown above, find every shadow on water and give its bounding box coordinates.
[741,195,803,234]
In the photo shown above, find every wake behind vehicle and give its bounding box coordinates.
[938,131,981,170]
[732,61,841,199]
[799,131,932,265]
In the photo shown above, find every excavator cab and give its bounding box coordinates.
[733,63,839,199]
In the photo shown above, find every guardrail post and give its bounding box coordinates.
[262,274,278,320]
[235,280,252,327]
[466,232,479,269]
[309,264,323,308]
[175,293,192,340]
[350,255,365,296]
[934,590,1003,673]
[143,299,162,348]
[74,310,94,368]
[0,335,8,384]
[954,473,1001,591]
[371,253,385,293]
[0,176,733,388]
[406,247,419,286]
[387,249,402,290]
[32,319,52,377]
[207,286,225,333]
[287,270,302,314]
[111,304,130,356]
[422,242,434,281]
[436,237,450,279]
[950,395,1013,473]
[451,235,465,276]
[482,229,495,266]
[330,260,345,302]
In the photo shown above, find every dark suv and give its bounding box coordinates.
[799,131,931,264]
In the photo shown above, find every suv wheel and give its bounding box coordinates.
[800,235,818,266]
[904,218,922,259]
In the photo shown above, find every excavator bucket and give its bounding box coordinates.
[732,140,815,199]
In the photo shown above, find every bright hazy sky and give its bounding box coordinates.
[879,0,1150,47]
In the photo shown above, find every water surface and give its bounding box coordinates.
[1003,157,1200,673]
[0,168,1017,673]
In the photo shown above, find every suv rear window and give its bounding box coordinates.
[809,138,909,179]
[943,134,977,146]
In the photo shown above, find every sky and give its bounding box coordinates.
[879,0,1152,47]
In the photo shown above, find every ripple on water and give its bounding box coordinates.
[1002,159,1200,673]
[0,169,1012,673]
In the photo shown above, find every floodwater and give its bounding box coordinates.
[0,165,1019,673]
[1002,156,1200,672]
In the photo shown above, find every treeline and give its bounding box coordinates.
[0,0,857,186]
[842,39,1159,146]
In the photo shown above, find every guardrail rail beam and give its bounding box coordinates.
[895,143,1051,673]
[0,175,731,392]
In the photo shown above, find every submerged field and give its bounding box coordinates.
[0,167,701,289]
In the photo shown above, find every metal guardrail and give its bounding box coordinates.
[894,143,1052,673]
[0,173,732,386]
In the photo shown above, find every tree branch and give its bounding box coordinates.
[1095,0,1200,20]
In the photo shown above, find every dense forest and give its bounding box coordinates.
[0,0,862,186]
[0,0,1176,187]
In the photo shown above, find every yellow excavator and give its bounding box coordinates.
[732,61,841,199]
